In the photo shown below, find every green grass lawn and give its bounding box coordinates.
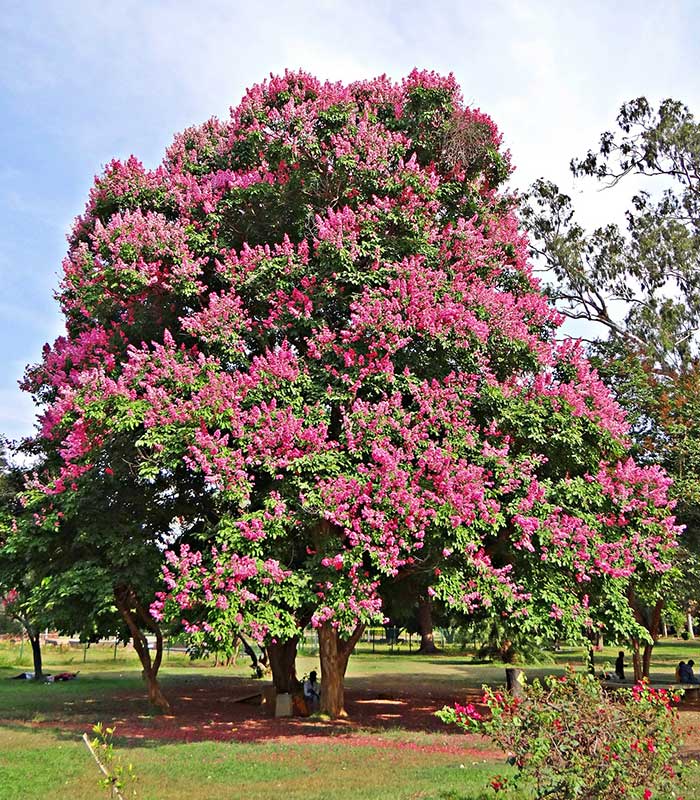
[0,726,509,800]
[1,638,700,799]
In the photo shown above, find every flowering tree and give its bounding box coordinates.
[25,71,680,717]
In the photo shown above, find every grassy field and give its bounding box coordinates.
[1,638,700,800]
[0,727,509,800]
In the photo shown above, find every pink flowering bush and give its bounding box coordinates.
[22,70,680,714]
[438,672,685,800]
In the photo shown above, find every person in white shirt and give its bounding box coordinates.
[303,670,321,709]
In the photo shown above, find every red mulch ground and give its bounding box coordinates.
[8,678,500,756]
[8,677,700,758]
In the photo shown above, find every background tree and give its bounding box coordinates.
[381,573,443,654]
[0,441,48,679]
[26,73,679,718]
[0,437,209,709]
[522,97,700,672]
[522,97,699,376]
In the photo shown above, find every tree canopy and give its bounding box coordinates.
[21,72,680,715]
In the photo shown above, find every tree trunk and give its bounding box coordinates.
[505,667,524,697]
[16,617,43,679]
[627,586,645,682]
[28,631,43,679]
[631,639,643,682]
[587,646,595,676]
[114,585,171,713]
[499,638,517,663]
[662,619,668,638]
[688,612,695,639]
[642,642,654,678]
[627,587,662,680]
[146,657,170,711]
[641,600,663,679]
[416,598,439,654]
[318,622,365,718]
[267,637,301,694]
[311,518,365,717]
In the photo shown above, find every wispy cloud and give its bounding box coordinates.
[1,0,698,439]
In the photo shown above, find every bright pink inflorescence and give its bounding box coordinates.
[25,70,680,645]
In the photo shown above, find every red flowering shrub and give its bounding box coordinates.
[438,671,685,800]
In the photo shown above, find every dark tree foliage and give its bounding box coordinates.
[522,97,699,377]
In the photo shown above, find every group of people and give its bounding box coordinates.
[677,659,700,684]
[10,671,79,682]
[609,651,700,685]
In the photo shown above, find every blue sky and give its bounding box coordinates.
[1,0,698,441]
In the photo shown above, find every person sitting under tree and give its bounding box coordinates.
[303,670,321,710]
[678,659,700,684]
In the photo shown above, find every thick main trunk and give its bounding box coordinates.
[416,598,439,654]
[642,642,654,678]
[16,616,43,679]
[267,637,300,694]
[627,588,662,680]
[145,661,170,710]
[311,518,365,717]
[688,612,695,639]
[319,639,346,718]
[114,585,171,713]
[318,622,365,718]
[132,632,169,713]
